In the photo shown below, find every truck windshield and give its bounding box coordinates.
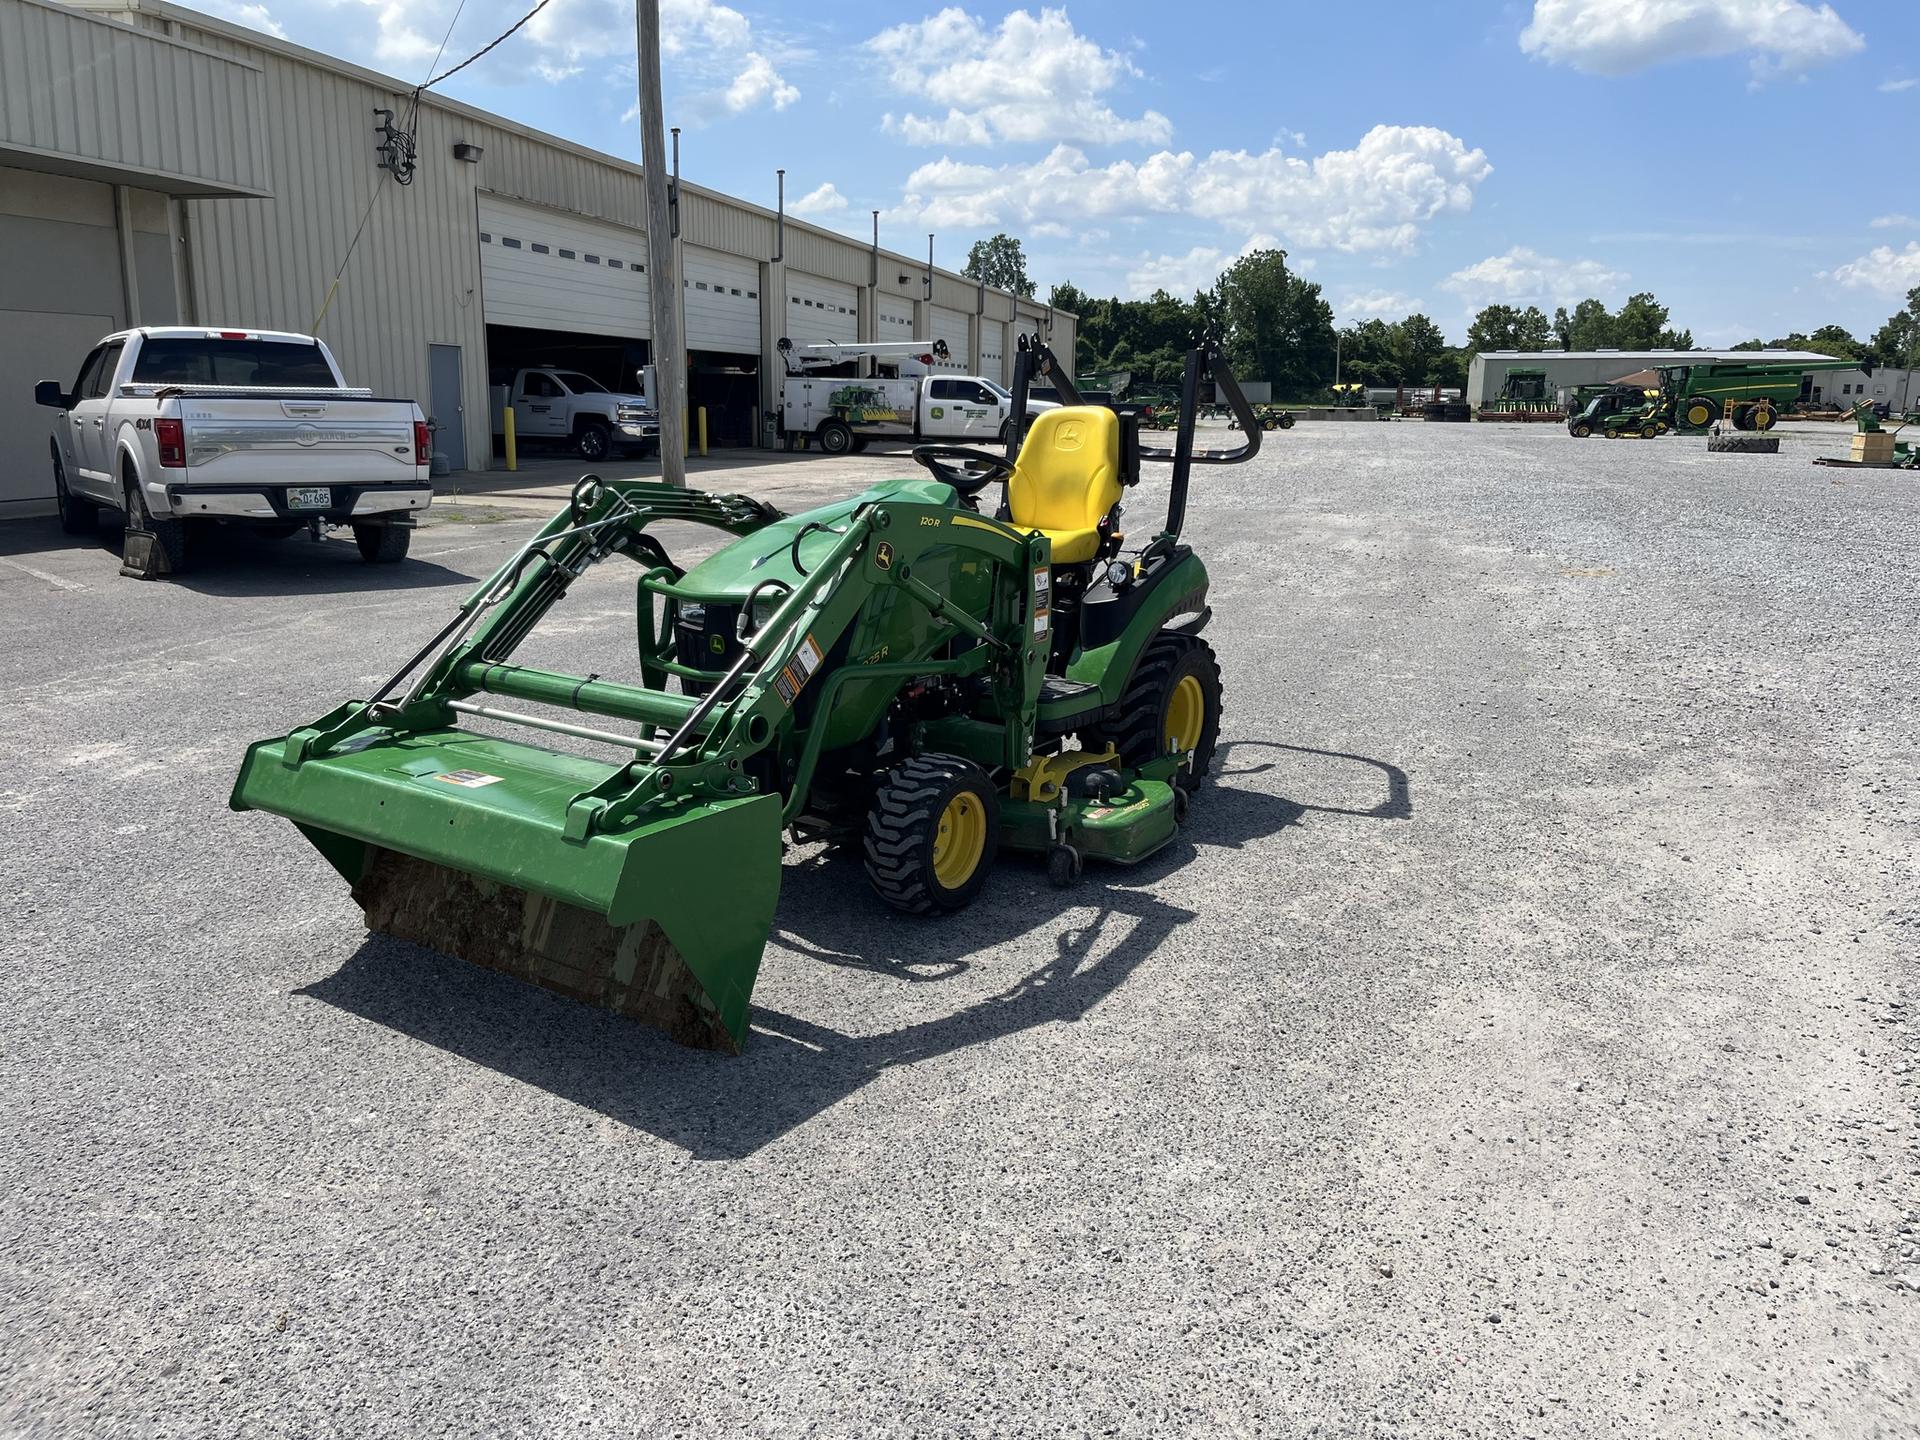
[557,372,609,394]
[979,379,1011,399]
[131,338,337,387]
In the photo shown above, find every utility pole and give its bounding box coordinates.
[635,0,685,486]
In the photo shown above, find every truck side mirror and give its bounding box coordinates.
[34,380,70,409]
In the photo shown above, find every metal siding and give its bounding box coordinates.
[784,272,858,347]
[784,229,867,287]
[477,194,650,338]
[978,319,1006,385]
[0,0,267,195]
[683,246,759,353]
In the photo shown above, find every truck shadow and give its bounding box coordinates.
[298,745,1408,1161]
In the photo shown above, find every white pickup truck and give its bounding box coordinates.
[492,366,659,461]
[781,372,1057,455]
[36,327,431,574]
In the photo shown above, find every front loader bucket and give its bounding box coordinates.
[231,727,783,1052]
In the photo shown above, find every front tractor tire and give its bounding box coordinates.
[1090,634,1223,792]
[864,754,999,915]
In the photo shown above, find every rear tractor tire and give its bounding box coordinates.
[1731,404,1754,432]
[864,754,999,915]
[354,522,411,563]
[1089,633,1223,792]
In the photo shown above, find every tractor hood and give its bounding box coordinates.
[675,476,959,600]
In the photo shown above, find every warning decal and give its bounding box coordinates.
[773,634,826,707]
[434,769,503,788]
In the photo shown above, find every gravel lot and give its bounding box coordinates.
[3,420,1914,1437]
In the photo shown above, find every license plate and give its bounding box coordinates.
[287,486,332,510]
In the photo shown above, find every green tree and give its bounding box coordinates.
[1215,248,1336,392]
[1870,289,1920,370]
[1566,298,1617,350]
[1391,314,1449,385]
[963,233,1035,298]
[1336,319,1399,387]
[1807,324,1865,361]
[1466,303,1524,353]
[1552,306,1573,350]
[1612,292,1671,349]
[1516,306,1554,351]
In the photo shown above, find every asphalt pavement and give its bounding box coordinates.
[2,419,1914,1437]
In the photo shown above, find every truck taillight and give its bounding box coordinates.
[155,418,185,468]
[413,421,431,466]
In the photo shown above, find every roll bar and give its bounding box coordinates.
[1007,332,1260,547]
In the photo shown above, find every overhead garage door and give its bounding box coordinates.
[684,248,760,353]
[877,293,915,343]
[929,305,971,372]
[785,272,857,347]
[979,321,1006,386]
[478,195,650,338]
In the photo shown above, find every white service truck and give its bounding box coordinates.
[777,339,1056,455]
[37,327,432,574]
[491,367,659,461]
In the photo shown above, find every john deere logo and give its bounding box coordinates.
[709,634,726,654]
[1054,420,1084,450]
[875,541,894,571]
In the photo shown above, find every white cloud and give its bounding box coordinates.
[1520,0,1863,81]
[891,126,1491,255]
[1123,245,1231,298]
[1880,77,1918,92]
[867,8,1172,147]
[1340,290,1423,318]
[1870,214,1918,230]
[724,51,799,111]
[1442,246,1628,307]
[1825,242,1920,296]
[196,0,287,38]
[789,182,849,216]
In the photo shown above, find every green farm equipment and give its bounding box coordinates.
[1812,399,1920,470]
[1568,388,1665,439]
[1228,403,1295,431]
[1479,367,1561,421]
[1657,357,1863,434]
[231,337,1262,1052]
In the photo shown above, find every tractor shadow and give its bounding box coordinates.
[300,743,1409,1161]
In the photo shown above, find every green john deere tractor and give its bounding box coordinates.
[231,337,1261,1052]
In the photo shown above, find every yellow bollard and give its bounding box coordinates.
[697,406,708,457]
[503,406,517,472]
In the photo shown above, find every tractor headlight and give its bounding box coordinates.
[1104,560,1133,588]
[677,602,705,626]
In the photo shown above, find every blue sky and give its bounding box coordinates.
[202,0,1919,346]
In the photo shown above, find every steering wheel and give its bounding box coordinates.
[910,445,1013,496]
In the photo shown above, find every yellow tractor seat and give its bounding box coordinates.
[1006,406,1124,564]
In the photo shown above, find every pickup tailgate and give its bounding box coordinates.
[169,391,423,486]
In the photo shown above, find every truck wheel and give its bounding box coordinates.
[53,449,96,535]
[849,436,869,454]
[575,422,611,461]
[864,754,999,914]
[1749,401,1777,431]
[1679,396,1717,430]
[123,473,189,576]
[353,523,411,563]
[817,420,854,455]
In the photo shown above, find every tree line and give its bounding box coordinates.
[961,234,1920,395]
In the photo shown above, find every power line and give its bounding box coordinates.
[424,0,554,90]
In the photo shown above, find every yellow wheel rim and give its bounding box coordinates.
[1166,674,1205,754]
[931,792,986,889]
[1754,408,1772,430]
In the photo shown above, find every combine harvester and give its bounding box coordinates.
[232,331,1263,1050]
[1569,356,1862,438]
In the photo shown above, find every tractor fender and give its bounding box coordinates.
[1067,549,1211,706]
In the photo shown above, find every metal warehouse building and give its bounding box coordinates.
[0,0,1072,516]
[1465,348,1848,409]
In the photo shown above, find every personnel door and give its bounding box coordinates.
[515,372,566,437]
